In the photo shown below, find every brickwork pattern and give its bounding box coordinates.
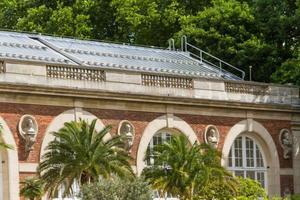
[0,102,295,198]
[256,119,292,168]
[280,175,294,196]
[0,103,69,162]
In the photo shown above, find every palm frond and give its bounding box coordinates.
[38,119,134,197]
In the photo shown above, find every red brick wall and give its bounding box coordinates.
[176,114,242,151]
[257,119,292,168]
[0,103,292,167]
[0,103,70,163]
[280,175,294,196]
[85,109,163,162]
[0,102,294,198]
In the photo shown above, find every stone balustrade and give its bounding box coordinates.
[0,61,4,73]
[141,74,193,89]
[225,81,270,95]
[46,65,105,82]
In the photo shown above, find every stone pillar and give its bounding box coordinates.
[292,114,300,194]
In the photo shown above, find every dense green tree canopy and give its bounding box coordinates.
[0,0,299,84]
[176,0,272,81]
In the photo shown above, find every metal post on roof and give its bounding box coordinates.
[219,61,222,76]
[181,35,187,52]
[200,50,203,63]
[249,65,252,81]
[168,38,175,51]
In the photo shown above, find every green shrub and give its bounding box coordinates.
[20,177,44,200]
[81,176,152,200]
[271,195,300,200]
[236,177,268,200]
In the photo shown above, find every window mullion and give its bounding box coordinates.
[242,136,246,169]
[254,143,257,168]
[232,140,235,168]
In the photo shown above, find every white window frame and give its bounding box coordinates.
[227,135,267,189]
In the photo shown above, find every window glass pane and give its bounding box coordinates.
[246,137,254,167]
[256,171,265,188]
[256,145,264,167]
[234,171,244,178]
[234,137,243,167]
[146,132,172,165]
[246,171,255,179]
[228,136,267,189]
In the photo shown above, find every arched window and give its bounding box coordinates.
[146,128,181,165]
[146,129,181,200]
[228,135,266,188]
[146,131,172,165]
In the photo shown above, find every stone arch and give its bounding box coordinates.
[222,119,280,196]
[0,116,19,200]
[136,114,198,175]
[40,108,107,161]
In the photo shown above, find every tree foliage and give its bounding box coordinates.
[176,0,273,81]
[235,177,268,200]
[271,48,300,85]
[20,177,44,200]
[0,0,299,84]
[81,176,152,200]
[38,119,133,198]
[142,134,237,200]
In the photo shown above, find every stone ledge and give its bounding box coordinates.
[19,163,38,173]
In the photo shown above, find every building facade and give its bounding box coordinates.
[0,31,299,199]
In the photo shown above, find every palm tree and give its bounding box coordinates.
[20,177,44,200]
[0,123,13,150]
[142,134,237,200]
[38,119,134,197]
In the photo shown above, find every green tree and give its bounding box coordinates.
[142,134,237,200]
[251,0,300,59]
[20,177,44,200]
[250,0,300,84]
[269,0,300,86]
[38,119,133,197]
[81,176,152,200]
[271,48,300,86]
[16,2,92,38]
[1,0,119,40]
[176,0,273,81]
[112,0,184,45]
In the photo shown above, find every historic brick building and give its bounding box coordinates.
[0,31,299,199]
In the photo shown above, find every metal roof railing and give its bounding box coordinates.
[180,36,245,80]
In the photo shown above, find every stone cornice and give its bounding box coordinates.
[0,82,299,113]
